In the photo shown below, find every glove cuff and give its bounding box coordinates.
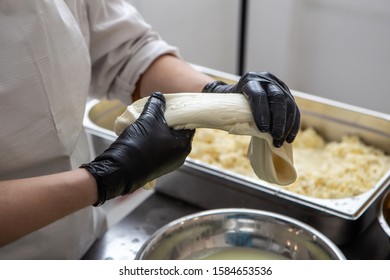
[202,80,228,93]
[79,164,107,206]
[80,162,135,207]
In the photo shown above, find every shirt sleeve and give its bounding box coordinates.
[85,0,179,104]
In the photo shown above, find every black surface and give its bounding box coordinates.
[238,0,248,75]
[340,218,390,260]
[82,192,390,260]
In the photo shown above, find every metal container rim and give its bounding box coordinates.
[378,188,390,238]
[135,208,346,260]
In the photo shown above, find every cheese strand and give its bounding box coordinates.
[114,93,297,186]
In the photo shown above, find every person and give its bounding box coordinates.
[0,92,194,246]
[0,0,300,259]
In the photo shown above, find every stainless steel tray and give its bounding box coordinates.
[83,65,390,245]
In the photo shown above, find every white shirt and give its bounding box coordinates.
[0,0,178,259]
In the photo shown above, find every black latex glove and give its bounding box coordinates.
[203,72,300,147]
[81,92,195,206]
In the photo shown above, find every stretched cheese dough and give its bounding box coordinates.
[114,93,297,186]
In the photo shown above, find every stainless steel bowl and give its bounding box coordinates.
[378,188,390,239]
[136,208,345,260]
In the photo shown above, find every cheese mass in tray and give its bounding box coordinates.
[190,127,390,199]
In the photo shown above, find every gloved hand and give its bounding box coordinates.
[81,92,195,206]
[203,72,300,148]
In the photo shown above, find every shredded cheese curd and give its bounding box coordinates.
[189,128,390,199]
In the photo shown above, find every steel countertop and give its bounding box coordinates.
[82,191,390,260]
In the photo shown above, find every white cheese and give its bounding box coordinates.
[114,93,297,186]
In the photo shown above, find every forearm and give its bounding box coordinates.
[134,55,214,99]
[0,169,98,246]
